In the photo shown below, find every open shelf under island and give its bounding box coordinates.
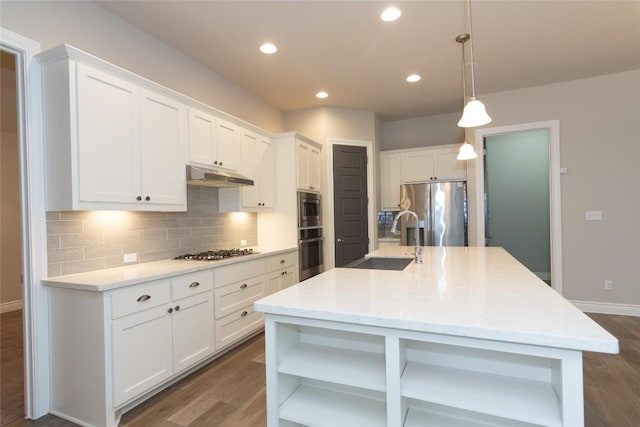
[254,246,618,427]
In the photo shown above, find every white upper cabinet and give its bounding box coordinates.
[400,146,466,183]
[380,145,466,210]
[218,130,275,211]
[380,151,402,210]
[187,109,239,171]
[297,139,322,192]
[38,45,187,211]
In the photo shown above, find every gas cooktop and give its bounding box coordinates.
[173,248,256,261]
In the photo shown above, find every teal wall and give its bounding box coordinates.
[485,130,550,276]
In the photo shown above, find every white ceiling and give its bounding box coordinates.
[95,1,640,122]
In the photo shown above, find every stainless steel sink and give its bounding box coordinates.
[346,257,413,271]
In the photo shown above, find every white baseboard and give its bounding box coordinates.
[0,300,23,314]
[571,300,640,317]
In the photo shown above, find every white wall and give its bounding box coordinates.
[0,0,284,133]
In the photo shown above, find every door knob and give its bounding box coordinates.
[337,238,343,244]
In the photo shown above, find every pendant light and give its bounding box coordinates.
[457,0,491,128]
[456,33,478,160]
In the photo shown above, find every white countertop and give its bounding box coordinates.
[43,246,297,292]
[254,246,619,354]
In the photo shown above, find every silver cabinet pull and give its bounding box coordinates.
[137,295,151,302]
[189,281,200,288]
[241,311,248,317]
[240,283,248,289]
[167,307,173,314]
[175,305,180,311]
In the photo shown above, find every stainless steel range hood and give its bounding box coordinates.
[186,165,254,188]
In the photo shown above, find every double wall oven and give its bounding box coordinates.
[298,191,323,280]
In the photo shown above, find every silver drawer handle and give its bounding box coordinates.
[241,311,248,318]
[240,283,248,289]
[137,295,151,302]
[189,281,200,288]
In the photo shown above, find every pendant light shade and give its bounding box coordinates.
[457,141,478,160]
[458,97,492,127]
[457,0,491,129]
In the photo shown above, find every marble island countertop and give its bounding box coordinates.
[255,246,619,354]
[42,245,297,292]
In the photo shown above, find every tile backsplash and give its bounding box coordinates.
[46,186,257,277]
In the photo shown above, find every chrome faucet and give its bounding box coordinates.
[391,209,423,263]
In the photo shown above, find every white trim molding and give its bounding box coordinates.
[0,300,23,313]
[0,27,48,419]
[326,138,375,270]
[572,301,640,317]
[471,121,563,296]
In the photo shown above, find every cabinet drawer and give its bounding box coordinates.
[171,270,214,301]
[214,259,265,288]
[111,281,171,320]
[214,276,265,319]
[215,305,263,350]
[266,251,297,273]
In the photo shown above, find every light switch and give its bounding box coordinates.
[585,211,603,221]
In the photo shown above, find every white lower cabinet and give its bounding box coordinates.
[112,271,214,406]
[265,251,298,295]
[265,317,583,427]
[214,258,266,350]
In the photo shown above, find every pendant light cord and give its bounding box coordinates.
[467,0,477,98]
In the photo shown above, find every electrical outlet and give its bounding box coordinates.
[585,211,603,221]
[604,280,613,290]
[240,240,247,247]
[124,253,137,263]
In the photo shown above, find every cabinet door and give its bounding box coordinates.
[76,62,140,203]
[240,131,261,207]
[257,136,275,207]
[171,292,215,374]
[402,150,435,183]
[380,152,402,210]
[112,305,173,406]
[434,147,466,180]
[266,271,281,295]
[308,145,321,192]
[215,118,239,171]
[140,89,186,207]
[297,141,310,190]
[187,109,215,166]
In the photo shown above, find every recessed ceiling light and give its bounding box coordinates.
[406,74,421,83]
[380,7,401,22]
[259,42,277,54]
[316,91,329,99]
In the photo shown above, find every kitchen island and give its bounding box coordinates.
[254,246,618,427]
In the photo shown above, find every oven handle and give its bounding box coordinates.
[299,237,324,244]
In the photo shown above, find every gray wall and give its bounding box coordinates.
[0,0,284,133]
[47,186,257,277]
[382,111,464,150]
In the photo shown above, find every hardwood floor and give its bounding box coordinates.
[1,310,25,426]
[2,312,639,426]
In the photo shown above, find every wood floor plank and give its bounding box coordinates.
[3,313,640,426]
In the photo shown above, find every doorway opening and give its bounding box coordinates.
[1,47,25,425]
[484,129,551,284]
[472,121,563,294]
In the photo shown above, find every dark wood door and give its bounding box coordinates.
[333,145,368,267]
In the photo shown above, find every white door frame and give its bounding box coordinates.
[1,28,49,418]
[471,120,563,295]
[326,138,375,270]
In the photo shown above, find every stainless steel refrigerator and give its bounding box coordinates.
[399,182,468,246]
